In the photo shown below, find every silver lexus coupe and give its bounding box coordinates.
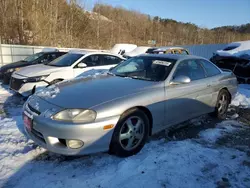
[23,54,237,157]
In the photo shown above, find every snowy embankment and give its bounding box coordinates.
[0,83,250,188]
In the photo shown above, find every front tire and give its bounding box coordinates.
[110,109,150,157]
[214,89,230,119]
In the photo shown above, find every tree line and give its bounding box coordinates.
[0,0,249,49]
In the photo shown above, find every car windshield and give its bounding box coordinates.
[110,56,176,81]
[24,52,44,62]
[48,53,84,67]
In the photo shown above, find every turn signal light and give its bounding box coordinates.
[103,124,114,130]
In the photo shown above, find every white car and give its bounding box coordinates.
[10,51,125,96]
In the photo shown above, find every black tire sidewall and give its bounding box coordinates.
[110,109,150,157]
[215,90,230,119]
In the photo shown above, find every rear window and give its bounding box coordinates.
[223,45,239,51]
[199,59,221,77]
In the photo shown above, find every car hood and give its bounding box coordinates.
[36,74,157,109]
[0,61,29,71]
[15,64,66,77]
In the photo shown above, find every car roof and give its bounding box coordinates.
[43,51,66,54]
[155,46,187,51]
[68,50,125,59]
[139,53,203,61]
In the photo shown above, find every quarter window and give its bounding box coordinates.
[199,59,221,77]
[174,60,206,81]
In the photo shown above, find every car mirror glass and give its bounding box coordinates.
[77,62,87,68]
[170,75,191,85]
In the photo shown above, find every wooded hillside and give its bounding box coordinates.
[0,0,249,49]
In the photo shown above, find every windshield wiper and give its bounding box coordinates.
[130,76,157,81]
[107,72,115,76]
[112,73,128,78]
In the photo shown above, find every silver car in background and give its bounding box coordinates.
[23,54,237,157]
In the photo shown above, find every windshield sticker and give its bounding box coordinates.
[153,60,172,66]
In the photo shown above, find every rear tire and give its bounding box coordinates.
[109,109,150,157]
[214,89,230,119]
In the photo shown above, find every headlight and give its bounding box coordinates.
[53,109,96,123]
[6,68,14,73]
[6,68,20,73]
[24,75,48,82]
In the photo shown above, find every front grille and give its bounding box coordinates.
[28,103,41,115]
[10,77,24,91]
[31,128,45,143]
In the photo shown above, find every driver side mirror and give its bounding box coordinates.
[170,75,191,85]
[40,59,46,63]
[77,62,87,68]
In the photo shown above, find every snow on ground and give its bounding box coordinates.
[231,84,250,107]
[0,83,250,188]
[199,120,244,144]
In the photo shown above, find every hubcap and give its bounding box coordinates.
[119,116,145,151]
[218,94,228,114]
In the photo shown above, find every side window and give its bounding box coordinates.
[174,60,206,81]
[81,55,101,67]
[199,59,221,77]
[47,54,57,61]
[102,55,122,65]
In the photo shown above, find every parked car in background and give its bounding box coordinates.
[10,51,125,96]
[123,46,151,59]
[149,47,189,55]
[23,54,237,157]
[110,43,137,55]
[210,40,250,83]
[0,50,66,84]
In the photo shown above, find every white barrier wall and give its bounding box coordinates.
[0,44,100,67]
[0,43,228,67]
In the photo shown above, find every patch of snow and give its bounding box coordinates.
[231,84,250,107]
[216,40,250,58]
[77,69,108,78]
[35,85,60,99]
[123,46,150,57]
[0,85,12,104]
[199,120,243,143]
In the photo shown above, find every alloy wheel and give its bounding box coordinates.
[218,94,228,115]
[119,116,145,151]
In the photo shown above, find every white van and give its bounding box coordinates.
[110,44,137,55]
[10,51,125,96]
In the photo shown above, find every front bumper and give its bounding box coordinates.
[10,75,48,96]
[23,100,120,155]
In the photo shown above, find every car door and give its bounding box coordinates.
[199,59,222,107]
[164,59,212,126]
[73,55,103,77]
